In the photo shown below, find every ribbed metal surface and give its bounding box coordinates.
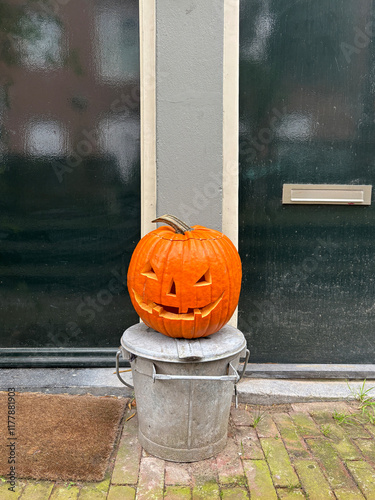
[121,325,247,461]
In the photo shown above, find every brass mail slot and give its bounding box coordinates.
[282,184,372,205]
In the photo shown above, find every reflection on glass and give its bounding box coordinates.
[0,86,6,156]
[99,117,139,181]
[276,114,313,141]
[243,1,274,62]
[19,13,63,69]
[25,120,67,156]
[95,6,139,83]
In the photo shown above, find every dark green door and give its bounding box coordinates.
[238,0,375,363]
[0,0,140,365]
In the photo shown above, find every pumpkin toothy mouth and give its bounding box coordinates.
[132,289,224,320]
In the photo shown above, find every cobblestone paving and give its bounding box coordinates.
[2,400,375,499]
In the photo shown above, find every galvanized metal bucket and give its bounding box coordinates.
[116,323,249,462]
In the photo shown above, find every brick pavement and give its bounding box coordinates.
[2,400,375,499]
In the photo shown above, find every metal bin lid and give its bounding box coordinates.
[120,323,247,363]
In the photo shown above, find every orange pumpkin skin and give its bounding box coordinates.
[127,219,242,339]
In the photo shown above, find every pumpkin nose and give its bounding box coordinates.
[167,279,177,297]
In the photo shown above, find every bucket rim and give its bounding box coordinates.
[120,324,247,363]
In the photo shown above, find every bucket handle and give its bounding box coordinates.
[152,362,240,383]
[116,350,135,390]
[238,349,250,381]
[234,348,250,408]
[116,348,250,391]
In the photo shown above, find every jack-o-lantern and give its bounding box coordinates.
[127,214,242,339]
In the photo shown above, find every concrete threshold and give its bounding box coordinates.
[245,363,375,379]
[238,378,375,405]
[2,368,375,404]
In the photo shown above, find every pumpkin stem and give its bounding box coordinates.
[152,214,193,234]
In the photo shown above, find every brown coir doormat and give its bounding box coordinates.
[0,392,126,482]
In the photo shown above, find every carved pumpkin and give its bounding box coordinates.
[127,214,242,339]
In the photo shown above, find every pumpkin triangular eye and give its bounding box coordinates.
[141,262,158,280]
[195,268,211,286]
[167,279,177,296]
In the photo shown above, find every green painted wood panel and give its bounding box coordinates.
[238,0,375,362]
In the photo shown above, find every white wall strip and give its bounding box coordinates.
[139,0,157,237]
[222,0,240,249]
[222,0,240,327]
